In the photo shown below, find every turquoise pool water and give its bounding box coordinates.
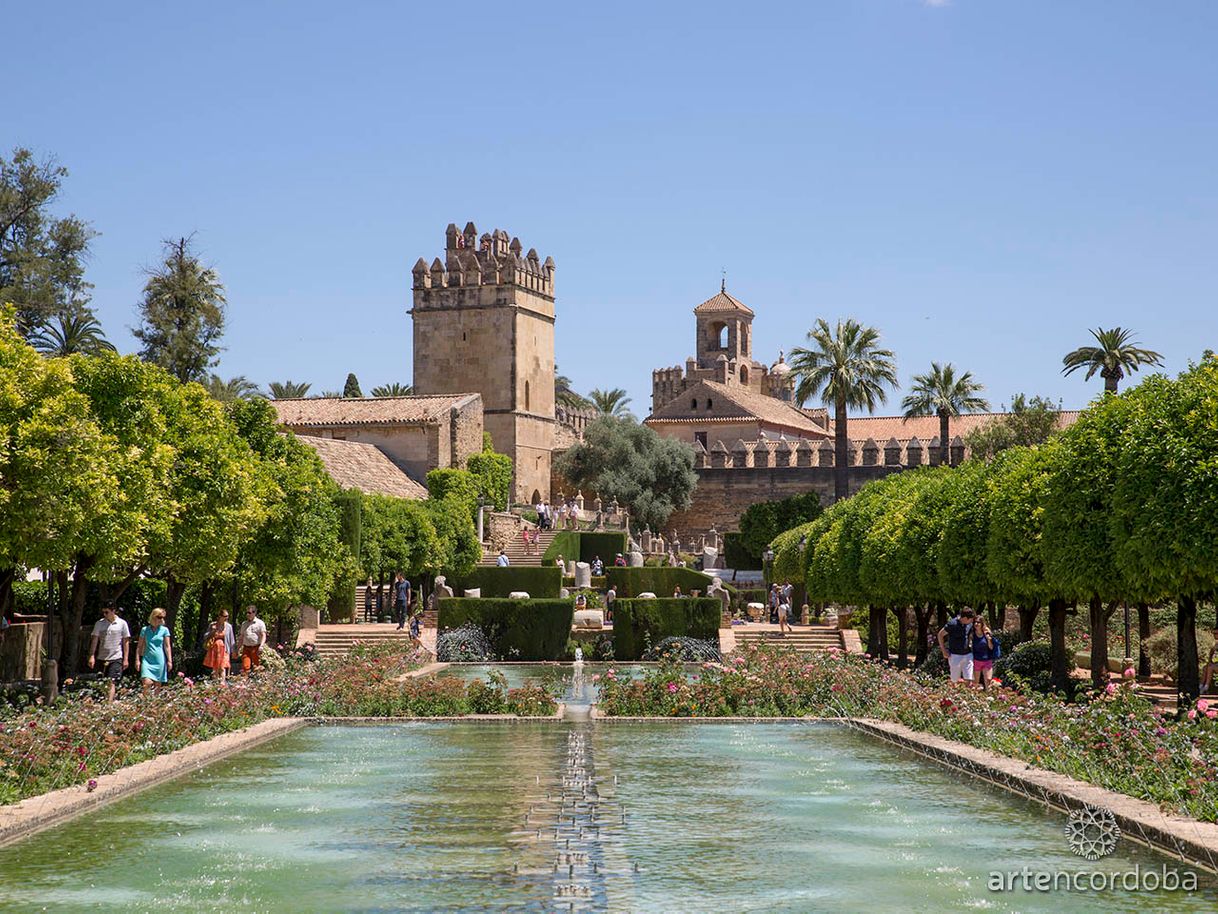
[1,723,1213,912]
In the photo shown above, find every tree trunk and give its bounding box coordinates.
[194,581,215,651]
[0,567,14,620]
[164,578,187,637]
[939,409,950,466]
[1177,594,1200,707]
[913,603,932,667]
[866,605,882,656]
[63,556,94,678]
[1048,598,1069,692]
[894,606,909,669]
[1017,602,1039,640]
[985,600,1005,631]
[1137,602,1152,678]
[875,606,889,662]
[1103,371,1119,394]
[834,393,848,502]
[1088,595,1109,688]
[935,601,948,630]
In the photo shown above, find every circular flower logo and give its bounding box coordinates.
[1065,805,1120,860]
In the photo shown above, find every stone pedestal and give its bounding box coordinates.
[574,562,592,588]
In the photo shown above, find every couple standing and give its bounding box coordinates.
[938,607,1001,688]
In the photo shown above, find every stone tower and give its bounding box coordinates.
[695,282,755,375]
[410,222,555,504]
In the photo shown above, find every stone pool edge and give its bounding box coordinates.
[0,717,308,849]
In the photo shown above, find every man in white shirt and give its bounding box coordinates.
[238,605,268,676]
[497,549,510,567]
[88,606,130,702]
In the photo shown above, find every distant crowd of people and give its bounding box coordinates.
[534,499,581,531]
[87,604,268,701]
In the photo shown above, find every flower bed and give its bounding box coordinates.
[596,645,1218,823]
[0,644,555,806]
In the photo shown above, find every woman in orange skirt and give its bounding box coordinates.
[202,609,234,684]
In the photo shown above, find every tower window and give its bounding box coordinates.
[462,332,467,342]
[525,380,531,410]
[707,398,713,409]
[740,366,749,384]
[691,398,698,410]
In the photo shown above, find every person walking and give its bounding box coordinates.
[768,584,780,625]
[137,608,172,689]
[605,585,617,624]
[237,606,267,676]
[202,609,235,684]
[971,615,1001,689]
[937,608,976,684]
[777,597,792,635]
[394,573,412,630]
[363,579,375,623]
[591,556,604,576]
[88,605,130,702]
[408,605,423,651]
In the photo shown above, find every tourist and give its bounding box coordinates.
[137,608,172,689]
[521,526,531,556]
[238,605,267,676]
[614,553,626,567]
[1202,628,1218,695]
[394,573,412,630]
[202,609,235,684]
[408,606,423,651]
[605,585,617,623]
[364,579,374,622]
[768,584,780,624]
[575,593,588,610]
[937,608,976,683]
[673,585,684,598]
[971,615,1001,689]
[556,554,566,572]
[591,556,604,576]
[87,605,130,702]
[781,581,794,608]
[777,597,792,635]
[497,548,510,567]
[537,501,549,530]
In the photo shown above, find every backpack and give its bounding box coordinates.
[990,635,1001,659]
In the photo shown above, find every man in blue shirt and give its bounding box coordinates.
[394,573,412,630]
[937,607,976,683]
[497,549,510,567]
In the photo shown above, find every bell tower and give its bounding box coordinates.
[694,281,756,380]
[410,222,556,504]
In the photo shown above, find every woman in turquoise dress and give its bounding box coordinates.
[137,608,173,688]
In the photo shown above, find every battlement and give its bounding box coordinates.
[691,434,967,470]
[411,222,554,297]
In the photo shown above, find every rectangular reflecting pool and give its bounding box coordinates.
[1,722,1214,912]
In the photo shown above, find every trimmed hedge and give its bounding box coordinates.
[723,532,762,570]
[542,531,629,565]
[448,566,562,599]
[437,598,573,660]
[612,597,721,660]
[604,566,718,598]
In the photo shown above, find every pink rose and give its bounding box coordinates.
[1104,683,1116,696]
[1123,668,1135,679]
[666,682,679,693]
[1187,709,1197,720]
[1207,710,1217,720]
[1197,699,1210,712]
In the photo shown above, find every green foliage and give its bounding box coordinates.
[447,566,562,599]
[998,640,1053,681]
[543,531,629,566]
[437,598,573,660]
[611,598,721,660]
[965,394,1060,459]
[343,373,362,397]
[588,387,632,418]
[770,520,820,585]
[0,148,95,336]
[723,532,759,570]
[133,236,226,383]
[203,374,262,402]
[604,566,717,598]
[327,491,363,622]
[553,416,697,531]
[1143,627,1216,679]
[425,468,480,518]
[370,382,412,397]
[542,530,580,564]
[467,448,512,511]
[30,305,115,356]
[1062,327,1163,393]
[738,491,823,567]
[268,380,310,399]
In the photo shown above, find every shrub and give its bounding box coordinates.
[542,530,580,564]
[1143,626,1216,680]
[723,532,761,570]
[604,567,718,599]
[998,640,1053,681]
[437,598,573,660]
[447,566,562,599]
[612,597,721,660]
[541,531,628,565]
[425,468,480,517]
[467,448,512,512]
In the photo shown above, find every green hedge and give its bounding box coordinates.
[447,566,562,599]
[542,531,629,565]
[437,598,573,660]
[723,532,762,570]
[327,490,362,623]
[604,566,718,598]
[612,598,721,660]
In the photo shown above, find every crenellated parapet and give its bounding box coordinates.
[411,222,555,299]
[691,435,967,470]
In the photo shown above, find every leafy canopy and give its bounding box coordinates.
[133,236,226,383]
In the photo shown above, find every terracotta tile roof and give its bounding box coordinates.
[827,410,1082,442]
[296,436,428,500]
[645,380,830,437]
[271,394,479,428]
[692,288,754,317]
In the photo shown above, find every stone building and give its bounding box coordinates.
[411,223,556,504]
[272,394,483,490]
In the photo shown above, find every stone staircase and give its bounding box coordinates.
[478,529,560,567]
[732,625,846,654]
[312,624,430,660]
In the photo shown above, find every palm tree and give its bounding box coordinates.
[900,362,990,466]
[1062,327,1163,394]
[30,308,116,356]
[319,390,343,398]
[589,387,633,418]
[371,382,413,397]
[555,365,591,411]
[204,374,263,402]
[789,318,898,501]
[267,380,311,399]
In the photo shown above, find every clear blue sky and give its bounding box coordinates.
[9,0,1216,413]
